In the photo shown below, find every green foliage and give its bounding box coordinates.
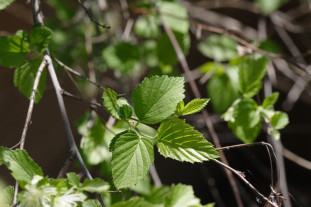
[270,111,289,130]
[0,34,29,68]
[164,184,200,207]
[30,25,53,54]
[0,185,14,207]
[144,186,171,205]
[132,75,185,124]
[255,0,288,14]
[66,172,80,186]
[83,200,101,207]
[156,119,219,163]
[175,99,210,116]
[262,92,279,109]
[135,15,160,38]
[2,149,43,187]
[13,58,47,103]
[103,88,123,119]
[198,35,238,62]
[0,0,15,10]
[259,39,281,54]
[110,131,154,189]
[103,41,140,74]
[0,146,9,165]
[80,178,110,194]
[112,197,154,207]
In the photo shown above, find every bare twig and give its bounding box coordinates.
[283,147,311,171]
[149,165,162,187]
[61,90,102,108]
[57,152,75,178]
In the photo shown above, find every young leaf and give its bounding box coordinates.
[132,75,185,124]
[238,56,268,98]
[30,25,53,54]
[164,184,200,207]
[144,186,171,205]
[112,197,154,207]
[67,172,80,186]
[0,0,15,10]
[198,35,238,62]
[0,35,29,68]
[0,146,9,165]
[80,178,110,194]
[119,104,133,120]
[228,98,262,143]
[208,67,240,113]
[270,111,289,130]
[3,149,43,186]
[103,88,121,119]
[14,58,47,103]
[111,131,154,189]
[134,14,160,38]
[156,119,219,163]
[262,92,279,109]
[83,200,101,207]
[175,99,209,116]
[255,0,288,14]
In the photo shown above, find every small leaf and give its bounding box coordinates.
[112,197,154,207]
[164,184,200,207]
[103,88,121,119]
[262,92,279,109]
[30,25,53,54]
[67,172,80,186]
[270,111,289,130]
[175,99,209,116]
[3,149,43,186]
[111,131,154,189]
[132,75,185,124]
[0,34,29,68]
[198,35,238,62]
[156,119,219,163]
[0,185,14,207]
[0,146,9,165]
[135,14,160,38]
[119,104,133,120]
[14,58,47,103]
[228,98,262,143]
[208,67,240,113]
[144,186,171,205]
[0,0,15,10]
[81,178,110,194]
[255,0,288,14]
[83,200,101,207]
[238,56,268,98]
[157,1,189,34]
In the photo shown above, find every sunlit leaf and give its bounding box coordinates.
[30,25,53,54]
[0,185,14,207]
[112,197,154,207]
[144,186,171,205]
[270,111,289,130]
[164,184,200,207]
[0,0,15,10]
[135,14,160,38]
[67,172,80,186]
[175,99,209,116]
[81,178,110,194]
[262,92,279,109]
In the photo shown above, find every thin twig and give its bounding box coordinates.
[283,147,311,171]
[61,90,102,108]
[149,165,162,187]
[57,152,75,178]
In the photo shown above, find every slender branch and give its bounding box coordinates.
[157,6,244,207]
[57,152,75,178]
[61,90,102,108]
[149,165,162,187]
[283,147,311,171]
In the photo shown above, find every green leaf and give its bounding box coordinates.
[0,185,14,207]
[112,197,154,207]
[144,186,171,205]
[255,0,288,14]
[135,15,160,38]
[198,35,238,62]
[270,111,289,130]
[157,32,190,65]
[30,25,53,54]
[262,92,279,109]
[0,34,29,68]
[164,184,200,207]
[228,98,262,143]
[175,99,209,116]
[14,58,47,103]
[156,119,219,163]
[83,200,101,207]
[132,75,185,124]
[0,146,9,165]
[67,172,80,186]
[208,67,240,113]
[3,150,43,186]
[103,41,140,74]
[157,1,189,34]
[141,40,158,68]
[0,0,15,10]
[199,62,224,74]
[130,174,151,195]
[103,88,121,119]
[119,104,133,120]
[111,131,154,189]
[259,39,281,54]
[238,56,269,98]
[81,178,110,194]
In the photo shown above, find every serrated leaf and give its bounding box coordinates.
[198,35,238,62]
[112,197,154,207]
[3,150,43,186]
[67,172,80,186]
[0,185,14,207]
[262,92,279,109]
[14,58,47,103]
[144,186,171,205]
[228,98,262,143]
[103,88,121,119]
[111,131,154,189]
[83,200,101,207]
[238,56,268,98]
[0,0,15,10]
[119,104,133,120]
[158,1,189,34]
[81,178,110,194]
[103,41,140,74]
[30,25,53,54]
[255,0,288,14]
[0,35,29,68]
[132,75,185,124]
[208,67,240,113]
[135,14,160,38]
[156,119,219,163]
[270,111,289,130]
[164,184,200,207]
[176,99,209,116]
